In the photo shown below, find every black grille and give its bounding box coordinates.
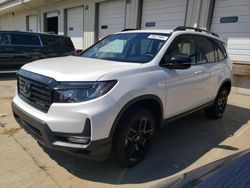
[18,76,53,112]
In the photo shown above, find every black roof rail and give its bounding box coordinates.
[121,28,138,32]
[174,26,219,37]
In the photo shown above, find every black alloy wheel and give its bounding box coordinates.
[205,86,229,119]
[113,106,156,167]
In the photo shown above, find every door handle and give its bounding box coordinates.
[216,66,221,70]
[194,70,202,74]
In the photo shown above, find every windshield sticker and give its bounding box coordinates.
[148,34,168,41]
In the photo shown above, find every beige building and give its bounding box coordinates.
[0,0,250,91]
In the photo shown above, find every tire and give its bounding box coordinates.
[205,86,229,119]
[113,106,156,167]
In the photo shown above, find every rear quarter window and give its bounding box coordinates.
[11,34,40,46]
[40,35,59,46]
[40,35,74,51]
[214,40,227,61]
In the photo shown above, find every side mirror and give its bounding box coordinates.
[161,55,192,69]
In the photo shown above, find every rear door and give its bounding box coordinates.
[0,32,14,70]
[193,35,225,99]
[10,33,42,68]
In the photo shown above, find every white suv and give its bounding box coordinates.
[12,27,232,167]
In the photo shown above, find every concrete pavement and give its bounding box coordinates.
[0,74,249,188]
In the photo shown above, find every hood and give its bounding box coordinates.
[21,56,142,81]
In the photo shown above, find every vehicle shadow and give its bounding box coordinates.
[41,104,250,184]
[0,73,17,81]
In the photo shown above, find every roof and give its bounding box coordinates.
[119,26,222,42]
[0,30,67,37]
[119,29,173,34]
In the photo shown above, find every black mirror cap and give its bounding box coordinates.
[161,55,192,69]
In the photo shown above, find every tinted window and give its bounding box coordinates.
[194,35,215,63]
[11,34,40,46]
[195,46,207,64]
[40,35,59,46]
[58,37,74,51]
[81,33,169,63]
[214,40,227,61]
[40,35,74,51]
[163,35,198,65]
[0,33,11,45]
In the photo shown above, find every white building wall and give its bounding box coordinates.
[0,0,97,49]
[141,0,187,29]
[0,9,37,31]
[83,0,96,48]
[98,0,125,39]
[1,0,250,60]
[211,0,250,62]
[38,0,84,35]
[125,0,140,29]
[185,0,213,29]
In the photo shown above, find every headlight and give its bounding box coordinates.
[53,80,117,103]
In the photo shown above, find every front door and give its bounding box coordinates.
[163,34,206,118]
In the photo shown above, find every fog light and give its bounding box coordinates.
[67,136,90,144]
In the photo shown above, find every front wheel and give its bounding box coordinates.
[113,106,156,167]
[205,86,229,119]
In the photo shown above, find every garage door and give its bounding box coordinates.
[28,15,38,32]
[67,6,84,49]
[141,0,187,29]
[98,0,125,39]
[211,0,250,62]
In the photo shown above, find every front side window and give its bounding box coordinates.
[0,33,11,45]
[81,33,169,63]
[163,35,199,65]
[11,34,40,46]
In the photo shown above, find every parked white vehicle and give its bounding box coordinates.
[12,27,232,167]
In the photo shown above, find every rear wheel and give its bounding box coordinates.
[113,106,156,167]
[205,86,229,119]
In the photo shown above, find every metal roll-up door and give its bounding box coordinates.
[98,0,125,39]
[211,0,250,62]
[67,6,84,49]
[141,0,188,30]
[28,15,38,32]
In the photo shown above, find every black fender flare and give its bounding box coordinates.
[217,78,232,95]
[108,95,164,139]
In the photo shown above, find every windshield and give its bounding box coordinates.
[81,32,169,63]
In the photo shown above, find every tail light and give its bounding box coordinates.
[73,49,77,55]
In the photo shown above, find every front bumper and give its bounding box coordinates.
[12,102,112,160]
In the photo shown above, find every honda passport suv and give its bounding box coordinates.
[12,27,232,167]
